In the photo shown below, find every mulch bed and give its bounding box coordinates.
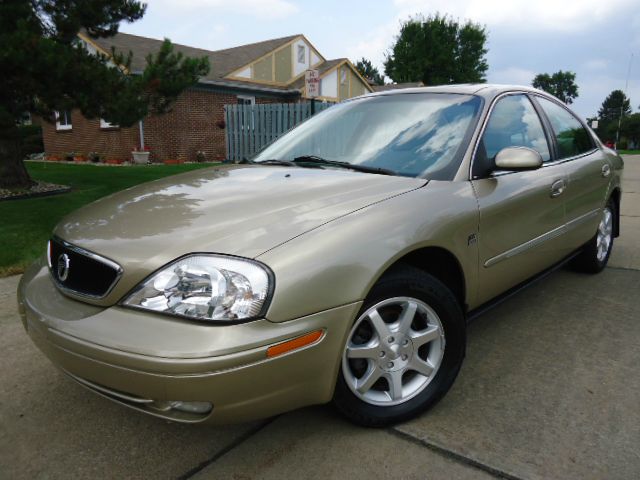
[0,181,71,201]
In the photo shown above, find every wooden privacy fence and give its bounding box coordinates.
[224,102,334,162]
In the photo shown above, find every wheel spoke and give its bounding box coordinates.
[397,301,417,334]
[342,296,446,406]
[595,208,614,262]
[368,309,390,338]
[387,371,404,401]
[347,342,379,360]
[410,325,440,347]
[355,364,382,394]
[409,358,435,378]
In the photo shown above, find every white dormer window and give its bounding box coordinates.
[297,45,306,64]
[55,110,72,131]
[340,68,348,85]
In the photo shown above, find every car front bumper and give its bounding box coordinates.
[17,260,361,424]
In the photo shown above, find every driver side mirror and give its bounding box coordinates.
[494,147,543,172]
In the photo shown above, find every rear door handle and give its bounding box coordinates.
[601,164,611,178]
[550,179,566,198]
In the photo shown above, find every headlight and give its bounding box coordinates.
[122,255,272,322]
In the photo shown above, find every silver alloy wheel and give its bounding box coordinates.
[342,296,445,406]
[596,207,613,262]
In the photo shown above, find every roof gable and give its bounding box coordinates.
[85,31,302,82]
[81,31,372,99]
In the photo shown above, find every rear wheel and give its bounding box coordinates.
[333,266,465,427]
[571,200,615,273]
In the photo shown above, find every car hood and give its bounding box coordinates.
[54,165,425,304]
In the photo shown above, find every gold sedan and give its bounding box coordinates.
[18,85,623,426]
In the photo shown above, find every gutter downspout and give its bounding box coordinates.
[139,120,145,150]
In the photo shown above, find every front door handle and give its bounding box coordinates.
[601,164,611,178]
[550,179,566,198]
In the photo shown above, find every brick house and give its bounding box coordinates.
[42,33,374,163]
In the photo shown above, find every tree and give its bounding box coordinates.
[0,0,210,189]
[383,14,488,85]
[620,113,640,147]
[595,90,632,142]
[597,90,631,123]
[532,71,579,104]
[355,58,384,86]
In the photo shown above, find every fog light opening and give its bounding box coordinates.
[151,400,213,414]
[170,401,213,414]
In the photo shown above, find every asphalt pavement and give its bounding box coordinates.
[1,156,639,480]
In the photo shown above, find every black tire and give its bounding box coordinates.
[333,265,466,427]
[571,199,616,274]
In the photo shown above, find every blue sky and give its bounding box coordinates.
[122,0,640,118]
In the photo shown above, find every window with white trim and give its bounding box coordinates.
[17,112,32,126]
[55,110,72,130]
[237,95,255,105]
[340,67,348,85]
[297,45,306,64]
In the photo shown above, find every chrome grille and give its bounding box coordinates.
[48,237,122,298]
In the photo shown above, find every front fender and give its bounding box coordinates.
[258,181,480,323]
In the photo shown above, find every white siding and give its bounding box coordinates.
[234,66,251,78]
[321,69,338,98]
[310,50,321,66]
[80,39,98,56]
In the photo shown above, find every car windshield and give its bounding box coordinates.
[253,93,482,179]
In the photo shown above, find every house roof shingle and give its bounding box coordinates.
[88,31,301,89]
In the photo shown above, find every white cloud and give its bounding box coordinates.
[149,0,299,19]
[345,21,399,75]
[584,59,609,70]
[488,67,536,85]
[632,14,640,47]
[343,0,636,82]
[392,0,637,32]
[572,72,640,117]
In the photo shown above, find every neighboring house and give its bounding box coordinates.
[42,33,374,163]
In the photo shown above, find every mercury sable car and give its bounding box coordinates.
[18,85,622,426]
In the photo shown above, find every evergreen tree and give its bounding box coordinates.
[598,90,631,123]
[355,58,384,86]
[0,0,210,188]
[596,90,632,141]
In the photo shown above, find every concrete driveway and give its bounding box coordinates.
[1,157,639,480]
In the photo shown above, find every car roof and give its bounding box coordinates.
[364,83,548,100]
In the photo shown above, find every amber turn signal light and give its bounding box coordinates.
[267,330,324,358]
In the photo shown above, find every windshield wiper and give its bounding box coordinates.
[247,158,324,169]
[253,159,297,166]
[293,155,395,176]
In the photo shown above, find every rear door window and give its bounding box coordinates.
[535,97,594,159]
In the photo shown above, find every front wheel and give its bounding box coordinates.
[333,266,465,427]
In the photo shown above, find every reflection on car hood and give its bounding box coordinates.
[54,165,425,297]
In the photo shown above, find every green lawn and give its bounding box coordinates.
[618,150,640,155]
[0,162,218,277]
